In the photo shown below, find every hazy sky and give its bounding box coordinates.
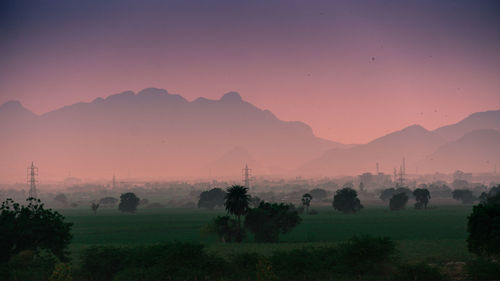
[1,0,499,144]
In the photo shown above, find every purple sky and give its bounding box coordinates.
[1,0,499,143]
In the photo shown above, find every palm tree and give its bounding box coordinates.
[301,193,312,214]
[224,185,250,242]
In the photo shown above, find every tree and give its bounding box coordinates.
[224,185,250,242]
[467,198,500,258]
[379,188,396,202]
[118,192,140,213]
[99,197,118,208]
[395,187,413,199]
[301,193,312,214]
[211,215,240,243]
[91,202,99,214]
[309,188,328,200]
[332,188,363,214]
[0,198,73,263]
[198,188,226,209]
[245,202,301,242]
[54,194,68,207]
[389,193,408,211]
[452,189,476,204]
[413,188,431,209]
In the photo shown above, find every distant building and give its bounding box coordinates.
[358,172,392,189]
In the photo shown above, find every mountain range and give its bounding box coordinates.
[0,88,499,182]
[0,88,341,181]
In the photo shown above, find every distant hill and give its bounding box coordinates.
[302,109,500,176]
[433,110,500,141]
[301,125,446,176]
[418,129,500,173]
[0,88,343,181]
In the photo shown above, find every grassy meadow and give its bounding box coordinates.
[61,204,473,264]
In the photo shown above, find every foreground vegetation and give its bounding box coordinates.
[2,184,500,280]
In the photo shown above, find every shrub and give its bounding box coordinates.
[198,188,226,209]
[245,202,301,242]
[389,193,408,211]
[0,198,73,263]
[332,188,363,214]
[393,262,445,281]
[467,202,500,257]
[337,236,398,277]
[118,192,140,213]
[465,257,500,280]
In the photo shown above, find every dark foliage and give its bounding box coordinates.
[395,187,413,198]
[309,188,328,200]
[301,193,312,214]
[467,201,500,258]
[379,188,396,202]
[0,250,59,281]
[389,193,408,211]
[336,236,397,277]
[0,198,73,263]
[98,197,118,207]
[332,188,363,214]
[452,189,475,204]
[212,215,241,243]
[91,202,99,214]
[80,243,225,281]
[224,185,250,242]
[413,188,431,209]
[245,202,301,242]
[465,257,500,280]
[197,188,226,209]
[393,262,445,281]
[118,192,140,213]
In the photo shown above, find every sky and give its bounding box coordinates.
[1,0,499,144]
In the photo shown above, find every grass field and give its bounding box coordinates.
[61,205,473,263]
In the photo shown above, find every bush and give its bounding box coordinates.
[0,198,73,263]
[467,202,500,257]
[393,262,445,281]
[198,188,226,209]
[79,243,226,281]
[465,257,500,280]
[3,250,59,281]
[245,202,301,242]
[337,236,398,277]
[332,188,363,214]
[212,215,241,242]
[118,192,140,213]
[389,193,408,211]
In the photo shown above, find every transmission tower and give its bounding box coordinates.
[242,164,252,190]
[398,157,406,187]
[27,161,38,198]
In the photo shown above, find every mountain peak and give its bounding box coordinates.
[137,88,168,96]
[402,124,428,133]
[0,100,35,117]
[220,92,243,102]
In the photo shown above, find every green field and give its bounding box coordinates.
[61,205,473,263]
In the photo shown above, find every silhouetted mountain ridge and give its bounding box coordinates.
[0,88,341,180]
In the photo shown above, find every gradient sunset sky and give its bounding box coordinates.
[1,0,499,144]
